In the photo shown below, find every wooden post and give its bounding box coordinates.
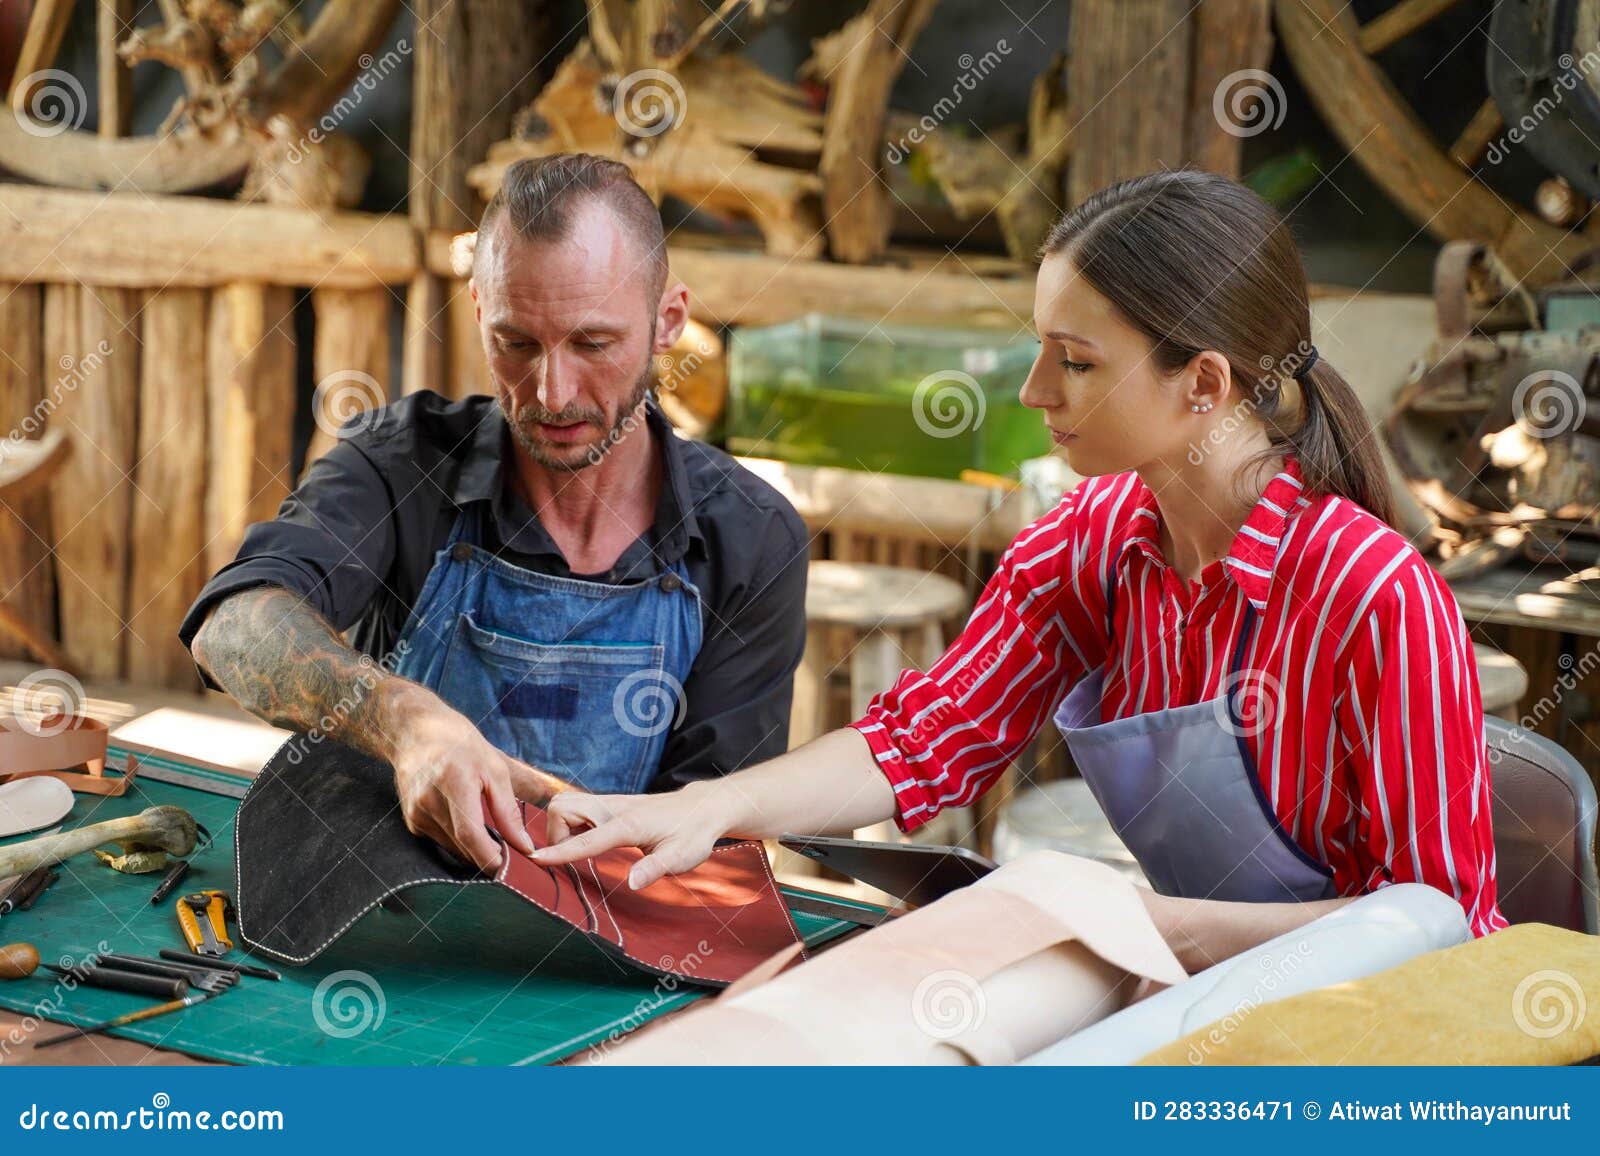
[409,0,551,235]
[1184,0,1274,178]
[43,284,140,681]
[1066,0,1194,208]
[409,0,550,399]
[819,0,937,264]
[401,272,448,397]
[98,0,134,139]
[447,280,488,401]
[0,283,52,662]
[304,287,392,475]
[127,288,207,689]
[205,283,297,576]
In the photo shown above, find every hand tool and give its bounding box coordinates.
[15,869,57,910]
[158,948,279,981]
[148,858,192,904]
[0,942,39,979]
[0,865,50,915]
[32,989,219,1050]
[94,954,236,993]
[43,962,189,999]
[147,821,209,903]
[176,890,234,956]
[0,806,199,881]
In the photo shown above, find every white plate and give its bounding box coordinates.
[0,776,75,839]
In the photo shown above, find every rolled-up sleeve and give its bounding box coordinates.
[1334,558,1507,937]
[178,439,397,688]
[851,483,1106,833]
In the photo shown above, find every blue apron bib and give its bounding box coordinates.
[1052,564,1338,903]
[392,502,703,795]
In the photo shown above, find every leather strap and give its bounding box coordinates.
[0,713,137,796]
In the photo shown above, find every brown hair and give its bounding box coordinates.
[1041,169,1396,526]
[475,153,668,305]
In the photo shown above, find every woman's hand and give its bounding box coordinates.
[530,729,898,890]
[531,781,737,889]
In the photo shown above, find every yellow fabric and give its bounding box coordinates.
[1139,923,1600,1066]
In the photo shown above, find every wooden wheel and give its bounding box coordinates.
[0,0,399,196]
[1275,0,1600,285]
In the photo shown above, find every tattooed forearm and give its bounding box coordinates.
[191,586,427,763]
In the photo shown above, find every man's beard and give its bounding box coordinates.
[505,361,654,473]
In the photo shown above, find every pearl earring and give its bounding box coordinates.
[1191,402,1214,413]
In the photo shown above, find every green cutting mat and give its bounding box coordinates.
[0,750,866,1065]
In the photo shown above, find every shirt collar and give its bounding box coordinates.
[1119,454,1305,611]
[452,398,702,561]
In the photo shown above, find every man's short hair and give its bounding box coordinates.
[474,153,668,305]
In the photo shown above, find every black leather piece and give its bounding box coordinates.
[234,737,486,964]
[234,735,810,985]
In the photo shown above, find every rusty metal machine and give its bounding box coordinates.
[1388,240,1600,581]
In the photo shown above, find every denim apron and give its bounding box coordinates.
[392,502,702,795]
[1052,564,1338,903]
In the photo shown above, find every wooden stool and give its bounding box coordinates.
[1474,641,1527,720]
[788,560,974,858]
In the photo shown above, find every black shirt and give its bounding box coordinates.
[178,391,810,792]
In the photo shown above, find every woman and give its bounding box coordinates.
[534,169,1507,970]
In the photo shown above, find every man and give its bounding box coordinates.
[181,153,809,874]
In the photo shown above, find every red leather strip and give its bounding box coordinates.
[502,800,807,986]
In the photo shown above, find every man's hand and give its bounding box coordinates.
[388,703,550,873]
[192,586,571,872]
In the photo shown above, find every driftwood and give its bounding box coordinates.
[0,0,398,198]
[0,806,199,881]
[470,43,825,258]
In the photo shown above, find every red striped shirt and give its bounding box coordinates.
[853,455,1507,937]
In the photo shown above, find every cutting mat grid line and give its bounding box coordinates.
[0,757,855,1065]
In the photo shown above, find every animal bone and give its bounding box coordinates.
[0,807,199,880]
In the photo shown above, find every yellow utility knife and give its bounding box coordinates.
[176,890,234,957]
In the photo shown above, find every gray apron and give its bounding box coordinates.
[1052,565,1338,902]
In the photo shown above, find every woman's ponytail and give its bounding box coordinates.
[1284,359,1397,528]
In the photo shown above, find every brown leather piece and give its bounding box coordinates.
[500,799,808,985]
